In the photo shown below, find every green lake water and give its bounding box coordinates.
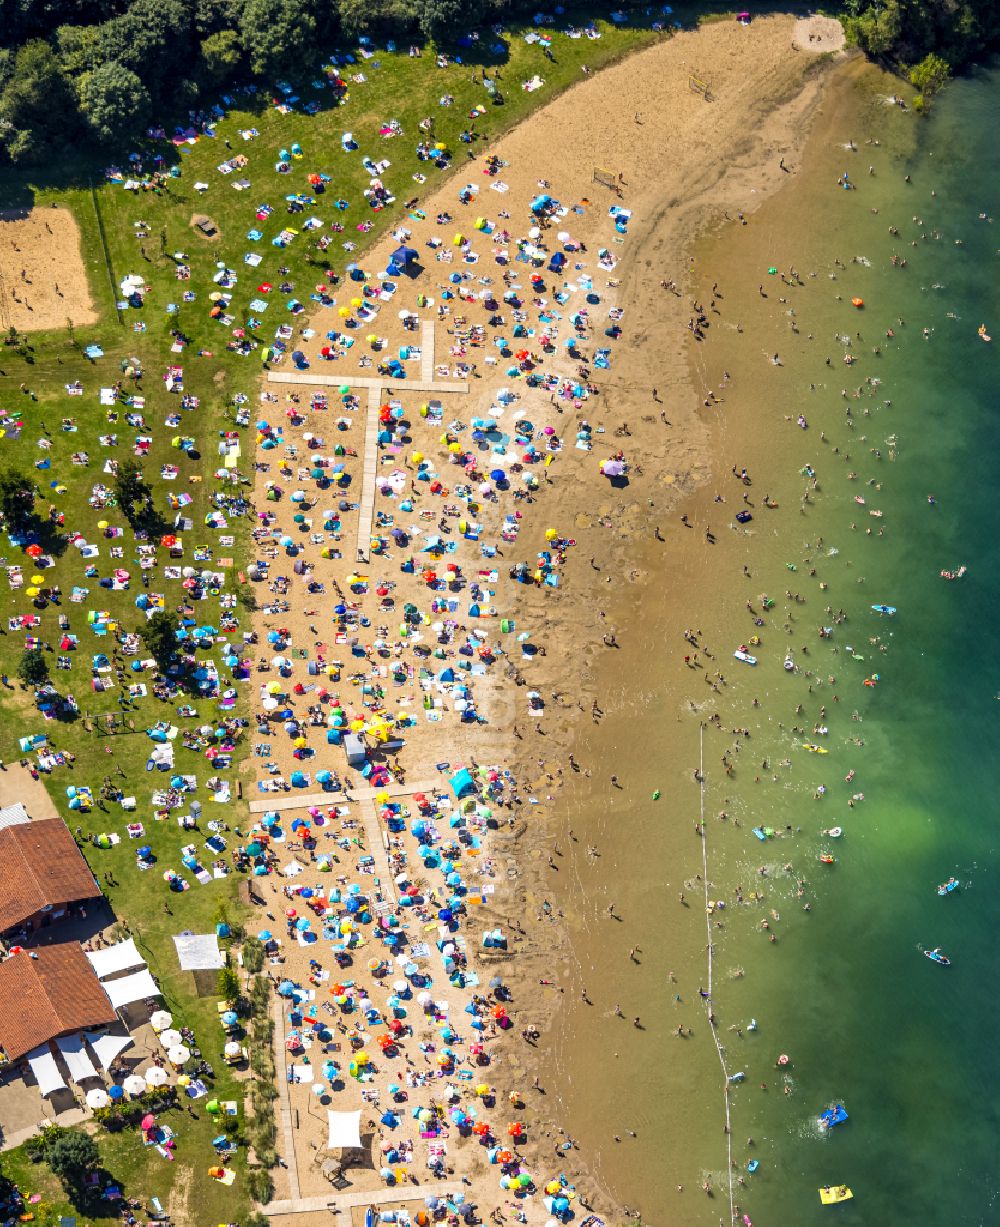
[725,66,1000,1227]
[545,61,1000,1227]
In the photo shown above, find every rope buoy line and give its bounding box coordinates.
[698,721,737,1226]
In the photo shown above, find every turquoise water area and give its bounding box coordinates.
[716,68,1000,1227]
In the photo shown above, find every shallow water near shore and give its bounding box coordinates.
[543,60,1000,1226]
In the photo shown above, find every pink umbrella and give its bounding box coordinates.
[141,1114,156,1131]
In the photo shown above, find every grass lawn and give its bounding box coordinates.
[0,4,749,1219]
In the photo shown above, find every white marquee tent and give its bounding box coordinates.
[86,938,146,981]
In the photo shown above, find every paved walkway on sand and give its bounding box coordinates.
[420,320,436,381]
[267,372,469,396]
[261,1181,464,1218]
[272,997,302,1202]
[267,325,466,560]
[356,386,382,558]
[249,780,440,814]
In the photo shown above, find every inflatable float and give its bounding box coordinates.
[802,743,828,754]
[925,947,951,966]
[733,650,757,665]
[819,1105,849,1129]
[871,604,896,615]
[937,877,959,896]
[819,1186,854,1205]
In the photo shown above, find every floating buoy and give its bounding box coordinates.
[652,790,660,800]
[851,297,864,308]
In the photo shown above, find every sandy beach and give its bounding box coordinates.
[243,14,850,1224]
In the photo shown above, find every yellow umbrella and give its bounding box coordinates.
[294,736,307,749]
[411,451,424,465]
[338,306,351,318]
[448,441,462,453]
[31,574,44,584]
[350,297,363,308]
[25,586,39,597]
[266,681,281,694]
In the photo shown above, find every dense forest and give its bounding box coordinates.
[843,0,1000,65]
[1,0,1000,165]
[0,0,501,164]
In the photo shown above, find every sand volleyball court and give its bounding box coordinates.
[0,206,97,331]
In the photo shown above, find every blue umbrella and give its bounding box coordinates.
[278,981,296,997]
[222,1010,238,1026]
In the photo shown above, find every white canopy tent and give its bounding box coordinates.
[326,1109,363,1150]
[172,932,224,971]
[86,938,146,981]
[26,1045,66,1097]
[85,1030,134,1070]
[102,969,160,1010]
[55,1034,99,1083]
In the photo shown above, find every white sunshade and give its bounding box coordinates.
[27,1045,66,1097]
[102,969,160,1010]
[172,932,224,971]
[85,1030,134,1070]
[86,938,146,981]
[55,1034,99,1083]
[327,1108,363,1150]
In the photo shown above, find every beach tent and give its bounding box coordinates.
[26,1045,66,1097]
[86,1030,134,1070]
[86,938,146,981]
[327,1108,363,1150]
[391,246,418,267]
[172,932,224,971]
[102,968,160,1010]
[55,1034,99,1084]
[450,769,475,798]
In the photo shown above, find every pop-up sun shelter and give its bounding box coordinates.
[450,768,475,798]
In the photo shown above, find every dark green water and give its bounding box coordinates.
[716,67,1000,1227]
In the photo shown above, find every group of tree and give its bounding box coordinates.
[0,0,495,163]
[843,0,1000,77]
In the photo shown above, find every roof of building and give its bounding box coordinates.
[0,944,116,1062]
[0,817,100,935]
